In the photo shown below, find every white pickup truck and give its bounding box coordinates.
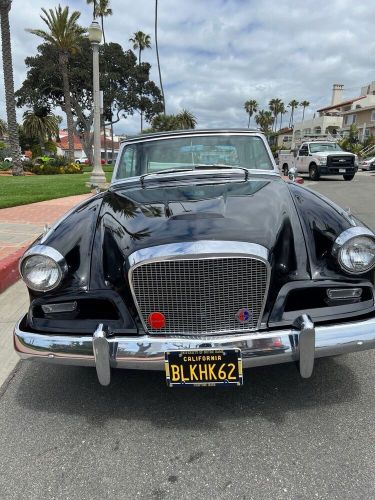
[279,141,358,181]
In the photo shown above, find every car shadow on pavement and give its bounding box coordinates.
[15,355,359,429]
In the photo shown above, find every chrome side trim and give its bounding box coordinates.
[127,241,271,335]
[14,315,375,384]
[19,244,68,292]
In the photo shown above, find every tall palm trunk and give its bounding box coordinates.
[138,48,144,132]
[155,0,165,114]
[247,113,250,128]
[0,0,23,175]
[59,52,75,162]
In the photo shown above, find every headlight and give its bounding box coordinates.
[20,245,67,291]
[332,227,375,274]
[317,158,327,165]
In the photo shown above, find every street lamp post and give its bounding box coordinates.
[88,20,106,188]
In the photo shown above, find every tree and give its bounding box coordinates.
[23,109,59,151]
[300,100,310,122]
[129,31,152,131]
[0,0,23,175]
[255,110,274,134]
[269,98,283,132]
[0,118,7,138]
[155,0,165,114]
[86,0,112,43]
[16,39,164,162]
[288,99,299,127]
[27,6,86,162]
[148,110,197,132]
[278,102,286,130]
[244,99,258,128]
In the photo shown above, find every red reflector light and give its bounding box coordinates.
[273,338,283,347]
[147,312,166,329]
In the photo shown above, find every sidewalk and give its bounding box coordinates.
[0,194,92,293]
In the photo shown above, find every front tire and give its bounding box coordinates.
[343,174,355,181]
[309,163,320,181]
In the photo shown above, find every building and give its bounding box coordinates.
[56,129,121,163]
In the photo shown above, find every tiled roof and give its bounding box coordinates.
[317,96,366,112]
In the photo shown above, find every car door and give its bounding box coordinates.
[296,144,309,173]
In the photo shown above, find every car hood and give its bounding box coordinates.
[97,175,311,284]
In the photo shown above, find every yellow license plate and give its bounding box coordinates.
[165,349,243,387]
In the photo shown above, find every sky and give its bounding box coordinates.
[1,0,375,135]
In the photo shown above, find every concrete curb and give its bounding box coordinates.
[0,247,27,294]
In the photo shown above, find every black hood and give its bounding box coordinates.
[95,175,311,290]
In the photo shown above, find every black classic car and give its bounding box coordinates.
[14,130,375,386]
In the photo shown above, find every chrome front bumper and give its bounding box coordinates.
[14,314,375,385]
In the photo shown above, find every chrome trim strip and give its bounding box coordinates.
[14,314,375,373]
[127,241,271,335]
[19,244,68,292]
[112,131,279,182]
[332,226,375,275]
[128,241,269,267]
[93,324,111,386]
[296,314,315,378]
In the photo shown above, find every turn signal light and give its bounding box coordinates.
[326,288,362,300]
[147,312,166,329]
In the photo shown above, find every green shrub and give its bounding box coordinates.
[0,161,11,171]
[30,162,83,175]
[49,155,69,167]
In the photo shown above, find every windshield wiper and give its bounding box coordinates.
[139,164,249,188]
[140,168,194,187]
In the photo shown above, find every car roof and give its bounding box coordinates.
[121,128,260,144]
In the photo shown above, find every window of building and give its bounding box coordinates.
[314,126,322,134]
[344,114,357,126]
[371,111,375,122]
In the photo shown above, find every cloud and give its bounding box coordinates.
[1,0,375,135]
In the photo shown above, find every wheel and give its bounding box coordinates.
[309,163,320,181]
[343,174,355,181]
[282,164,288,176]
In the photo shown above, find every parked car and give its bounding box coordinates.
[4,155,28,162]
[360,156,375,171]
[75,156,89,164]
[279,141,358,181]
[14,129,375,387]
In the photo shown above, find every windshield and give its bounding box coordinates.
[309,143,343,153]
[115,135,274,180]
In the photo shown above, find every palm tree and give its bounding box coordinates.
[23,110,59,149]
[27,6,85,162]
[269,98,283,132]
[300,100,310,122]
[0,0,23,175]
[0,118,7,138]
[278,102,286,130]
[129,31,152,132]
[175,109,197,129]
[288,99,299,128]
[244,99,258,128]
[155,0,165,114]
[86,0,112,43]
[255,110,274,134]
[129,31,151,65]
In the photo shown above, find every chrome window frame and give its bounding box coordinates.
[112,131,279,184]
[128,241,271,335]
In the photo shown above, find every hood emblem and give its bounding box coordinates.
[236,308,251,323]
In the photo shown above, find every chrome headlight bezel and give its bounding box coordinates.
[332,227,375,275]
[317,157,327,165]
[19,245,68,292]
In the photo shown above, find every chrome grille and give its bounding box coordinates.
[130,257,269,335]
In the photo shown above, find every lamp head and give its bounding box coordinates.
[88,20,102,44]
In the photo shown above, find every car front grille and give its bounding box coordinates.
[327,155,354,168]
[130,257,269,335]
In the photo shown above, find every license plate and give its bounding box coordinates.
[339,169,346,173]
[165,349,243,387]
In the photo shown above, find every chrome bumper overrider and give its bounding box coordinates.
[14,314,375,385]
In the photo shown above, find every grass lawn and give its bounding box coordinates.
[0,170,113,209]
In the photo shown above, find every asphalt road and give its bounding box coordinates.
[0,172,374,500]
